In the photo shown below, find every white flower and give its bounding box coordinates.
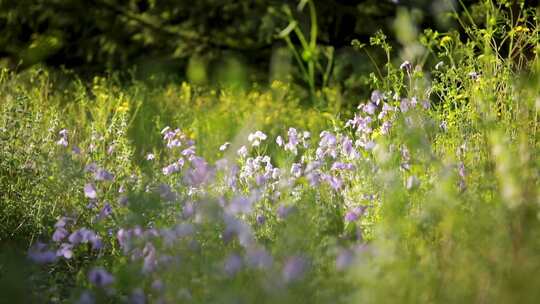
[248,131,267,147]
[276,135,284,147]
[237,146,248,158]
[219,142,230,151]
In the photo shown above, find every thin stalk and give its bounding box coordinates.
[364,48,384,81]
[322,47,334,88]
[308,0,318,99]
[284,36,310,84]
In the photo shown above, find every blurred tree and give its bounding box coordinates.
[0,0,503,84]
[0,1,397,70]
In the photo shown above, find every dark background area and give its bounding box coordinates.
[0,0,536,87]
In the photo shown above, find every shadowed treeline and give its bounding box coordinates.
[0,1,482,78]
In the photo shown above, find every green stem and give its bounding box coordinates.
[284,36,309,84]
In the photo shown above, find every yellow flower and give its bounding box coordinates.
[117,101,129,113]
[440,36,452,47]
[514,25,529,33]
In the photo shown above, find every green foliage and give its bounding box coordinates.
[0,0,391,68]
[0,1,539,303]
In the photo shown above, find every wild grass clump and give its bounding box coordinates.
[0,1,538,303]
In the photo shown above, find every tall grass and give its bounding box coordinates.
[0,1,539,303]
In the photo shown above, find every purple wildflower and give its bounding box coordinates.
[182,202,195,219]
[290,163,302,178]
[227,195,253,215]
[57,243,74,259]
[256,214,266,225]
[88,267,114,287]
[28,242,57,264]
[468,71,479,80]
[356,137,376,150]
[322,174,343,190]
[237,146,248,158]
[400,60,412,73]
[76,291,95,304]
[287,128,299,146]
[94,168,114,181]
[97,202,112,220]
[215,158,229,171]
[59,129,68,137]
[277,204,294,219]
[118,195,128,206]
[157,184,176,201]
[55,216,71,228]
[72,145,81,154]
[378,103,394,119]
[344,206,367,223]
[68,228,102,249]
[401,146,411,170]
[223,214,254,247]
[458,162,466,178]
[84,163,98,173]
[284,128,299,154]
[184,157,214,186]
[317,131,339,159]
[344,211,359,222]
[84,183,97,199]
[400,98,410,113]
[347,115,372,134]
[381,121,392,135]
[246,247,273,269]
[371,90,383,105]
[255,174,268,185]
[320,131,337,146]
[410,97,418,107]
[175,223,195,238]
[223,254,243,276]
[363,102,377,115]
[331,162,355,171]
[421,99,430,110]
[129,289,146,304]
[162,159,184,175]
[342,137,359,159]
[306,171,321,186]
[440,120,448,132]
[336,248,355,270]
[52,227,69,242]
[151,280,164,292]
[107,145,115,155]
[181,146,196,157]
[56,137,68,147]
[282,256,308,283]
[143,243,157,273]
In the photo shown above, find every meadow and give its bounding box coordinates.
[0,1,539,303]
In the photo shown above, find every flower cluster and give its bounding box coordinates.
[31,89,438,303]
